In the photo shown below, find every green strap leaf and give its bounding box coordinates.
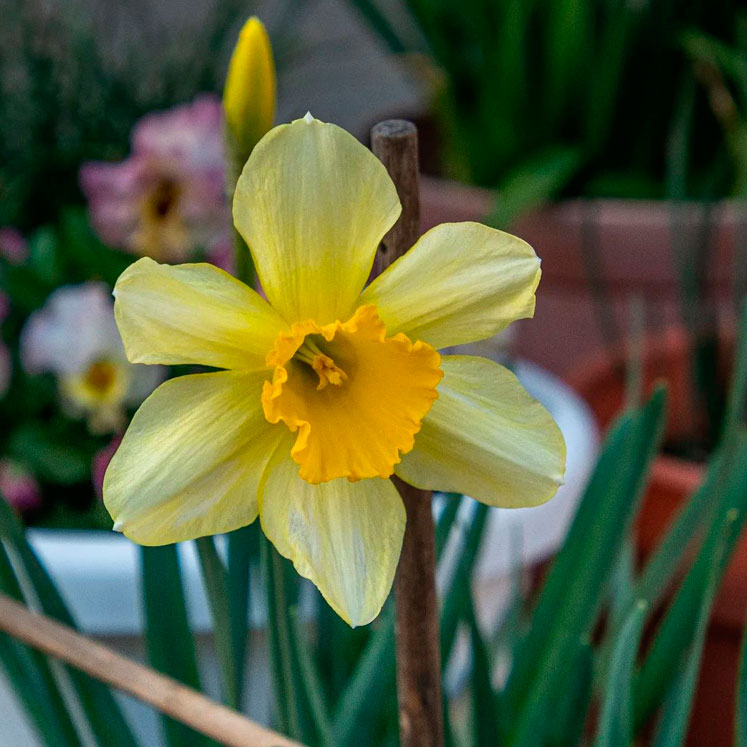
[0,496,137,747]
[261,535,304,740]
[140,544,211,747]
[289,606,334,746]
[594,601,648,747]
[440,501,489,666]
[635,429,747,725]
[489,146,583,229]
[0,541,81,747]
[544,640,594,747]
[504,388,667,747]
[652,512,740,747]
[195,536,239,708]
[331,606,395,746]
[463,572,499,746]
[226,524,258,706]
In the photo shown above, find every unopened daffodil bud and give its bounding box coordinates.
[223,17,276,161]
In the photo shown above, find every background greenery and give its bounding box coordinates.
[345,0,747,224]
[0,0,303,232]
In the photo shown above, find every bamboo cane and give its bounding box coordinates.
[371,119,444,747]
[0,592,303,747]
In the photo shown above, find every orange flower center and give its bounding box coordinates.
[261,305,443,484]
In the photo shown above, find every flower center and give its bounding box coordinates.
[262,305,443,484]
[293,336,348,391]
[85,360,119,394]
[149,178,180,220]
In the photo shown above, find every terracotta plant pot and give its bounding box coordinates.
[565,327,742,747]
[419,176,744,379]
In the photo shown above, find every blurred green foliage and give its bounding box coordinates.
[346,0,743,224]
[0,0,274,232]
[0,210,132,529]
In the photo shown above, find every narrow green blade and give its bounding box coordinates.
[140,544,211,747]
[226,524,258,706]
[464,578,499,745]
[0,496,137,747]
[545,640,594,747]
[635,430,747,726]
[289,606,334,746]
[261,536,305,740]
[331,606,395,747]
[652,512,740,747]
[195,536,239,708]
[0,541,81,747]
[504,388,667,746]
[594,601,648,747]
[490,146,583,228]
[440,502,489,665]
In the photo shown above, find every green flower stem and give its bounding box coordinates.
[261,535,302,739]
[195,536,240,709]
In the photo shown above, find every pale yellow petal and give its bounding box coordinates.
[114,257,286,370]
[233,116,401,324]
[259,453,405,626]
[360,222,540,349]
[104,371,283,544]
[396,355,565,507]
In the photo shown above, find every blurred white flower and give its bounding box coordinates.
[21,283,163,433]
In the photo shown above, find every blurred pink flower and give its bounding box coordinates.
[92,434,122,500]
[0,459,41,513]
[80,95,229,263]
[0,341,9,398]
[205,235,236,274]
[0,227,28,264]
[21,283,164,433]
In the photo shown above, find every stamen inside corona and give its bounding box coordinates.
[293,336,348,390]
[262,305,443,484]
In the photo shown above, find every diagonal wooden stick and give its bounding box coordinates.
[371,120,444,747]
[0,593,303,747]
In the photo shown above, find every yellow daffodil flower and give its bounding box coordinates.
[104,115,566,626]
[223,17,276,160]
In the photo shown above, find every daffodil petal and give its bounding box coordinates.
[114,257,286,370]
[234,116,401,324]
[260,453,405,626]
[360,222,540,349]
[104,371,283,544]
[395,355,565,507]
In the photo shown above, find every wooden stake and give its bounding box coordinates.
[0,593,303,747]
[371,119,444,747]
